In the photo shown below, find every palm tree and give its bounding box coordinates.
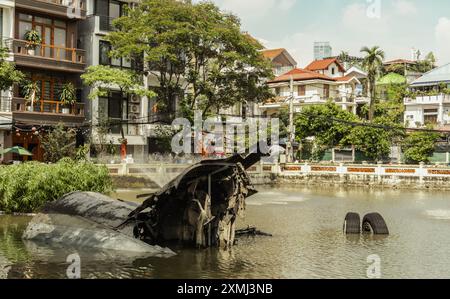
[361,46,385,121]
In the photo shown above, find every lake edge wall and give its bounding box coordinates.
[105,163,450,191]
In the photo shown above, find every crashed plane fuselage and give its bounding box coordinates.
[23,152,265,251]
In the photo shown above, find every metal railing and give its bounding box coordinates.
[34,0,86,9]
[10,39,85,64]
[12,97,84,116]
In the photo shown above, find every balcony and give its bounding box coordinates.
[404,94,450,105]
[12,97,85,125]
[10,39,86,73]
[15,0,87,19]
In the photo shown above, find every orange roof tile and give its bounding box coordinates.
[268,68,336,83]
[305,58,345,72]
[335,75,355,82]
[261,48,286,60]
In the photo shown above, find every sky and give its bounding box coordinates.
[193,0,450,68]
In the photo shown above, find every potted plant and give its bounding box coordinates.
[24,30,42,56]
[22,81,40,112]
[59,82,77,114]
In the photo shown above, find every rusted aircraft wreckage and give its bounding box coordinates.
[23,152,271,256]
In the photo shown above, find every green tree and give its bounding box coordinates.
[0,47,24,92]
[80,65,155,100]
[39,123,77,163]
[361,46,385,121]
[106,0,273,117]
[402,131,440,164]
[294,102,358,158]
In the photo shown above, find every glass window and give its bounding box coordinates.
[122,58,132,68]
[54,20,67,28]
[19,21,32,40]
[54,28,66,47]
[110,1,121,19]
[34,16,52,25]
[19,14,32,21]
[108,92,122,119]
[99,41,110,65]
[95,0,109,16]
[111,56,121,67]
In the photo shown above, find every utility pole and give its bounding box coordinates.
[287,75,295,163]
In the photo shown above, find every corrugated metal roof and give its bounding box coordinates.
[410,63,450,87]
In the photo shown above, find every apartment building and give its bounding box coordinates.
[404,63,450,129]
[0,0,14,160]
[1,0,86,161]
[260,58,365,117]
[78,0,151,161]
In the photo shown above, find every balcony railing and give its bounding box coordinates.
[36,0,85,9]
[13,97,84,116]
[15,0,87,19]
[404,94,450,105]
[11,39,85,64]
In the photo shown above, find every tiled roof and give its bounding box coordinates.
[261,48,286,60]
[268,68,336,83]
[335,75,356,82]
[410,63,450,87]
[384,59,417,65]
[305,58,345,72]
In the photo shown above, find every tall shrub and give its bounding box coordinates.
[0,159,114,213]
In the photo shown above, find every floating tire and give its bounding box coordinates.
[343,212,361,234]
[362,213,389,235]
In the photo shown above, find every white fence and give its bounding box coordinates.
[105,162,450,180]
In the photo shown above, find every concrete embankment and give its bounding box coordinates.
[249,173,450,190]
[105,163,450,191]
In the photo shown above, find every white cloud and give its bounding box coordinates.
[435,17,450,64]
[393,0,418,16]
[278,0,296,11]
[210,0,296,20]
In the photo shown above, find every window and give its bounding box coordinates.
[99,40,133,68]
[331,67,335,75]
[324,84,330,98]
[95,0,126,18]
[17,13,68,58]
[99,92,129,134]
[297,85,306,96]
[275,87,281,95]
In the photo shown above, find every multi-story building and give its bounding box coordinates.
[78,0,152,162]
[261,48,297,77]
[259,58,365,117]
[313,41,332,61]
[0,0,15,161]
[2,0,87,161]
[404,63,450,129]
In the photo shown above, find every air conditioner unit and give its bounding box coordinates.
[130,94,140,103]
[128,113,139,123]
[129,104,140,114]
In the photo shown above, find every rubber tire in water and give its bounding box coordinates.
[362,213,389,235]
[344,212,361,234]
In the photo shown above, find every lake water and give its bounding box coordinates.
[1,186,450,279]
